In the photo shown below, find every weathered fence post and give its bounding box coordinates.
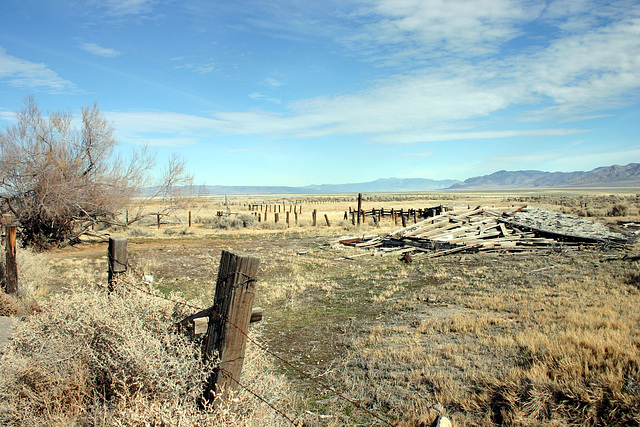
[108,236,127,292]
[324,214,331,227]
[189,211,192,227]
[312,209,317,226]
[5,224,18,294]
[203,250,261,403]
[157,213,161,229]
[357,193,362,225]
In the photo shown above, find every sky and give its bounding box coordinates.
[0,0,639,187]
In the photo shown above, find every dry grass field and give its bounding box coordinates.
[1,190,639,426]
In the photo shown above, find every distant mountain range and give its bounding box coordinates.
[196,177,459,195]
[189,163,640,195]
[450,163,640,190]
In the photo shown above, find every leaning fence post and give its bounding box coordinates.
[108,236,127,292]
[4,224,18,295]
[203,250,260,404]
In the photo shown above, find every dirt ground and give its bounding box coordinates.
[0,316,15,355]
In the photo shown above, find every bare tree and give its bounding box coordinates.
[0,97,187,248]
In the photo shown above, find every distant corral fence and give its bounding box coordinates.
[150,193,451,229]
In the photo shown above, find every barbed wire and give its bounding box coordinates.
[118,254,396,427]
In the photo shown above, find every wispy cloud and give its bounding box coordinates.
[79,42,122,57]
[96,0,155,16]
[226,146,285,152]
[249,92,282,104]
[263,77,283,87]
[102,0,639,149]
[0,47,78,93]
[173,60,217,74]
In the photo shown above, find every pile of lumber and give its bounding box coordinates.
[339,206,635,260]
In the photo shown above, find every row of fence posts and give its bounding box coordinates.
[131,194,445,230]
[108,236,260,405]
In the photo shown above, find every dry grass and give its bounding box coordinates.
[2,190,640,425]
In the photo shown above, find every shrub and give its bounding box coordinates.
[214,214,257,229]
[0,276,295,426]
[609,203,629,217]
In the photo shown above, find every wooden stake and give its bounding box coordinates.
[5,225,18,294]
[107,236,127,292]
[203,251,260,404]
[357,193,362,225]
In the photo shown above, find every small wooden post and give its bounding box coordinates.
[189,211,192,227]
[157,213,161,229]
[324,214,331,227]
[312,209,317,226]
[357,193,362,225]
[5,225,18,295]
[203,251,260,403]
[286,211,290,227]
[108,236,127,292]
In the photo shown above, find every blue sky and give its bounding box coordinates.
[1,0,639,186]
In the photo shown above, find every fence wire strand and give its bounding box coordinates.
[118,254,396,427]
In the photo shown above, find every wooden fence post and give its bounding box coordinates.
[312,209,317,226]
[108,236,127,292]
[157,213,161,229]
[189,211,192,227]
[5,225,18,294]
[357,193,362,225]
[203,250,260,403]
[324,214,331,227]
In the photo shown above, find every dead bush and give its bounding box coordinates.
[609,203,629,217]
[0,275,296,426]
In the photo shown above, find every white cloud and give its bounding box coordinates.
[263,77,283,87]
[0,47,78,93]
[174,60,217,74]
[347,0,541,64]
[103,0,639,148]
[79,42,122,57]
[249,92,282,104]
[225,146,285,152]
[97,0,154,16]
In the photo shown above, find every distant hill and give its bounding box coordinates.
[196,178,459,195]
[449,163,640,190]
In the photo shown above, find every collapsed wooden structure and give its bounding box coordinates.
[339,206,635,261]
